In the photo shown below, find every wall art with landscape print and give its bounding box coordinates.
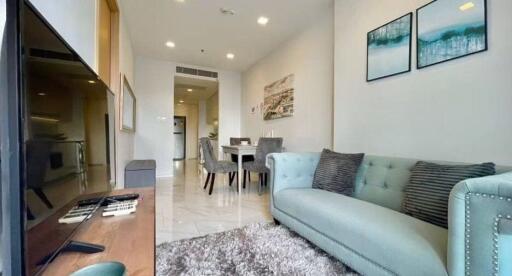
[263,74,294,121]
[417,0,487,68]
[367,13,412,82]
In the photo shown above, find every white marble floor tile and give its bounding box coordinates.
[156,160,272,245]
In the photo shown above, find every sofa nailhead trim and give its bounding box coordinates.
[493,214,512,275]
[464,192,512,275]
[472,193,512,202]
[465,194,471,276]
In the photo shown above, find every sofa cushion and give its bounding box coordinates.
[274,189,448,276]
[312,149,364,196]
[403,161,495,228]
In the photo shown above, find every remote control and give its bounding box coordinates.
[59,215,88,224]
[102,205,136,217]
[104,194,140,205]
[77,193,139,207]
[105,200,138,209]
[58,205,98,224]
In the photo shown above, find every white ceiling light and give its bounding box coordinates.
[179,100,185,103]
[257,16,269,26]
[88,80,96,84]
[175,0,185,3]
[166,41,176,48]
[37,92,47,96]
[226,53,235,60]
[187,88,193,92]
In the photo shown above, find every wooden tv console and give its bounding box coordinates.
[33,188,155,276]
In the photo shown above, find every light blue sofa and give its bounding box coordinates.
[267,153,512,276]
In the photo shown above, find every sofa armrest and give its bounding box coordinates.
[266,152,320,195]
[448,172,512,276]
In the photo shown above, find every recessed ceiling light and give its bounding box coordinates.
[88,80,96,84]
[187,88,193,92]
[37,92,47,96]
[175,0,185,3]
[179,100,185,103]
[257,16,269,26]
[226,53,235,59]
[166,41,176,48]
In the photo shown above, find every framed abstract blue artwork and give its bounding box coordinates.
[417,0,487,69]
[367,13,412,82]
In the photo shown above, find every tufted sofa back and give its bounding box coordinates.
[354,156,417,211]
[353,155,512,211]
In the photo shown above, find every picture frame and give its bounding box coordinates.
[416,0,488,69]
[367,13,412,82]
[120,74,136,132]
[263,74,294,121]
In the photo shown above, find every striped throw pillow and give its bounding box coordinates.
[402,161,495,228]
[312,149,364,196]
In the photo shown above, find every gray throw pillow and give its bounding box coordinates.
[312,149,364,196]
[402,161,495,228]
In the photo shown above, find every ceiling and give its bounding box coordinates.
[120,0,333,72]
[174,76,218,105]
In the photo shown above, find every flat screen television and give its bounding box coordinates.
[21,2,116,275]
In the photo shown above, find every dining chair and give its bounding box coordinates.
[199,138,238,195]
[229,137,255,183]
[230,137,251,146]
[242,137,283,195]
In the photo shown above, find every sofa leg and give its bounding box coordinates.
[273,218,280,226]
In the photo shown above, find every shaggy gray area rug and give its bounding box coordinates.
[156,223,359,275]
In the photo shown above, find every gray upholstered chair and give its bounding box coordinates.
[243,137,283,195]
[229,137,255,164]
[230,137,251,146]
[199,138,238,195]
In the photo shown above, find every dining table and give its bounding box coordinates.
[221,145,257,194]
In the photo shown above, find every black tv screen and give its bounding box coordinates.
[21,3,116,275]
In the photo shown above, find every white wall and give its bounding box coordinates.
[174,103,199,159]
[115,11,136,188]
[134,56,242,176]
[241,9,334,152]
[134,57,175,177]
[29,0,97,71]
[206,92,219,124]
[198,100,214,138]
[334,0,512,165]
[217,72,241,157]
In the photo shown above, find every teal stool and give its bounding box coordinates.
[71,262,126,276]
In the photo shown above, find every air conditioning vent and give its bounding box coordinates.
[176,66,218,79]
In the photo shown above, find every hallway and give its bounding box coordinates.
[156,160,272,245]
